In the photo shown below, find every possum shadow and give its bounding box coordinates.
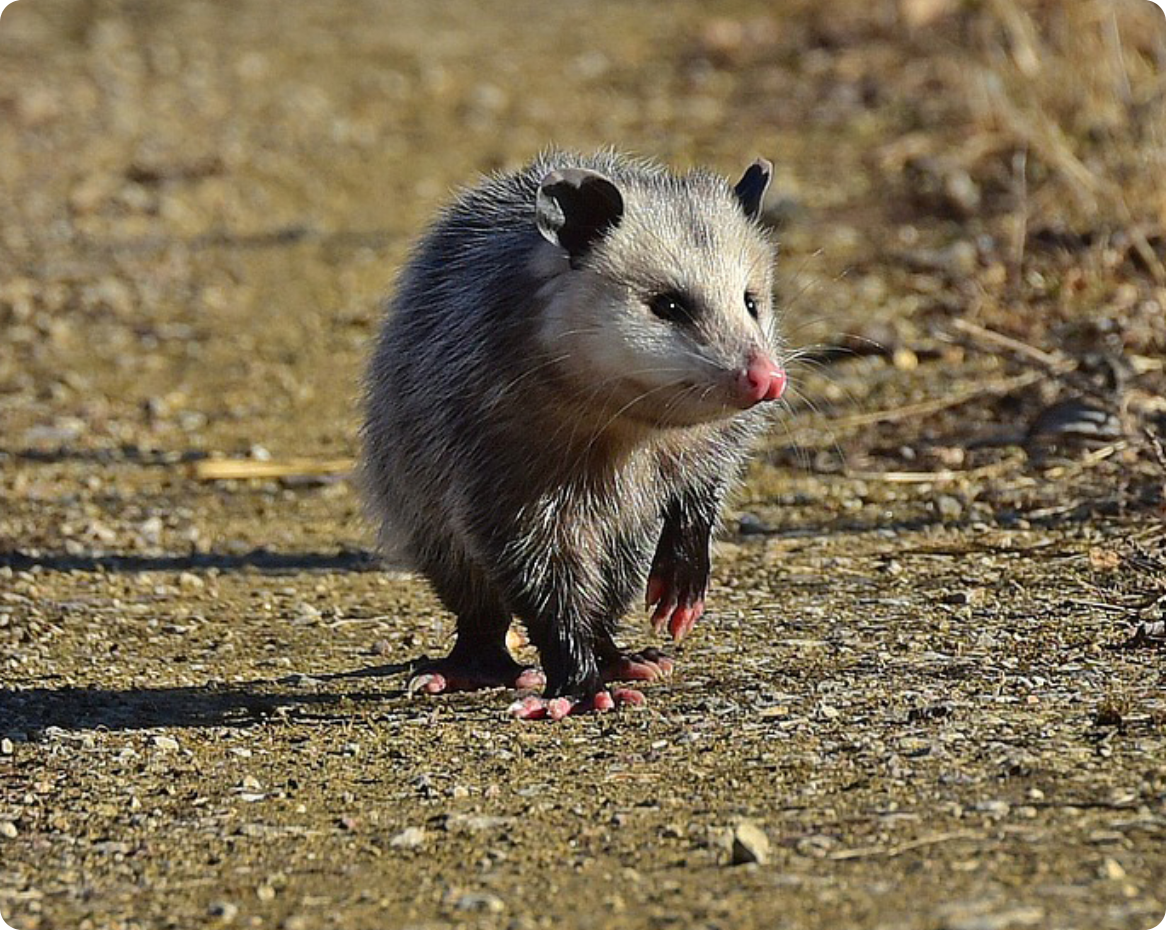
[2,446,210,466]
[0,547,380,574]
[0,662,413,736]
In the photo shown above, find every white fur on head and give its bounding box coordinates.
[533,164,779,428]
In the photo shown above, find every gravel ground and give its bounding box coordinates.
[2,1,1164,928]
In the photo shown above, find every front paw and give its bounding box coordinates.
[645,565,706,643]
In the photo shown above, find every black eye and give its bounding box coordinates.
[744,292,759,319]
[648,293,692,323]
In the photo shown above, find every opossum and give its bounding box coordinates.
[361,151,786,720]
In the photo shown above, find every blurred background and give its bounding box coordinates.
[1,0,1164,555]
[2,4,1165,928]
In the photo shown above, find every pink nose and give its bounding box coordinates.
[736,353,787,405]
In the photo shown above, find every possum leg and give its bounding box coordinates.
[509,621,646,719]
[408,586,544,694]
[501,561,647,719]
[596,527,676,681]
[646,490,716,643]
[508,643,648,722]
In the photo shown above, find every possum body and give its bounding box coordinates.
[361,151,786,720]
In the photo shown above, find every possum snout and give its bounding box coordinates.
[734,351,786,407]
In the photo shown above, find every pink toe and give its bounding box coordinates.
[612,687,646,707]
[592,691,615,712]
[651,599,675,634]
[668,606,693,642]
[409,673,448,695]
[509,696,547,720]
[670,600,705,642]
[515,668,546,690]
[626,661,659,681]
[548,697,574,721]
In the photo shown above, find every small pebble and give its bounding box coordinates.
[178,571,205,590]
[208,901,238,922]
[153,735,180,751]
[1,738,13,755]
[899,0,959,29]
[1101,858,1127,881]
[933,494,963,521]
[737,513,772,535]
[1,821,18,839]
[454,892,505,914]
[730,820,770,865]
[389,826,427,849]
[944,907,1043,930]
[972,800,1011,817]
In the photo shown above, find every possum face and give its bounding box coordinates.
[532,162,786,429]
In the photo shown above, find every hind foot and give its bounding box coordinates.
[408,648,545,695]
[508,688,646,721]
[600,646,674,682]
[645,572,706,643]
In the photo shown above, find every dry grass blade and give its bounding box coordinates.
[948,318,1073,372]
[825,369,1045,432]
[827,830,983,861]
[845,455,1025,484]
[190,458,354,481]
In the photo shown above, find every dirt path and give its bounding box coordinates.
[2,1,1163,928]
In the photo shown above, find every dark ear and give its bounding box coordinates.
[536,168,624,266]
[733,158,772,220]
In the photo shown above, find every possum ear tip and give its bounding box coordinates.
[734,159,772,219]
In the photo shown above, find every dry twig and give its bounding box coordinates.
[190,458,354,481]
[828,830,982,861]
